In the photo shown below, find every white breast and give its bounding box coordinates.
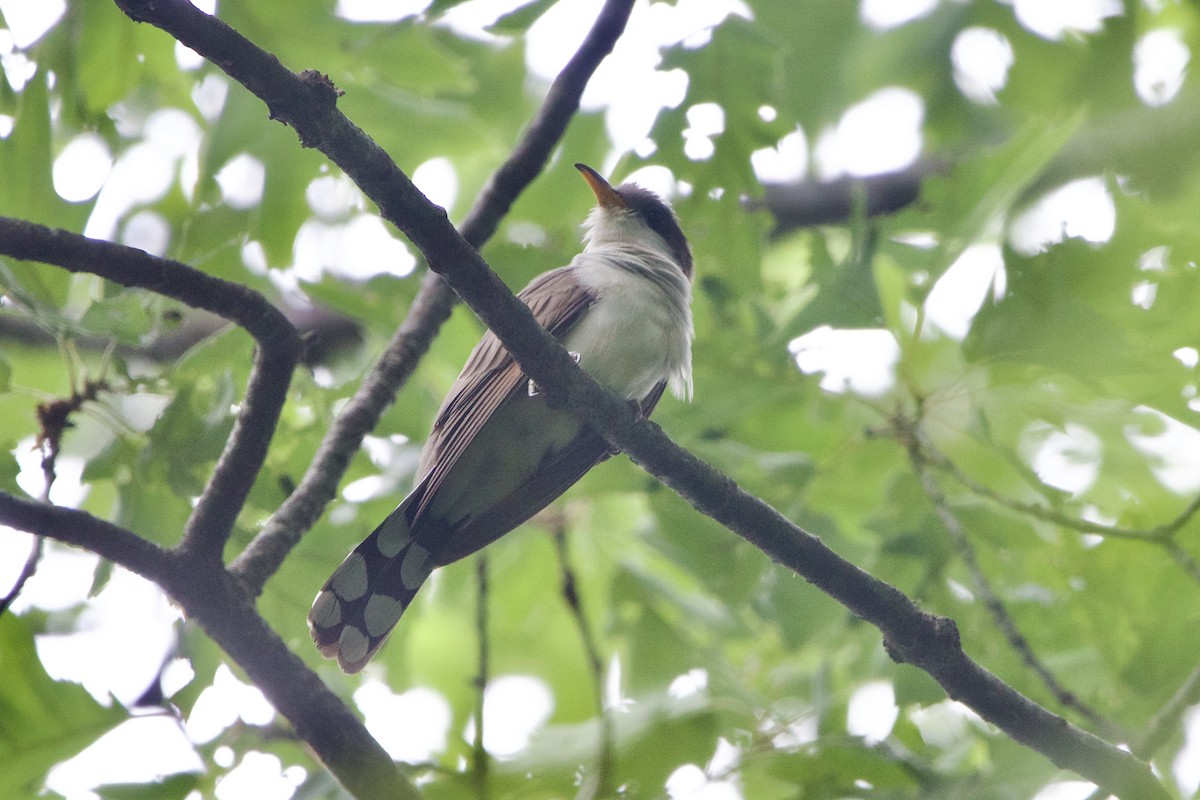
[563,250,693,402]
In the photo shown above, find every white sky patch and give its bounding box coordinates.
[751,127,808,183]
[307,173,363,219]
[412,156,459,212]
[477,675,554,757]
[14,434,91,506]
[682,102,725,161]
[622,164,680,201]
[45,716,203,799]
[1031,781,1103,800]
[1174,347,1199,368]
[1133,28,1189,107]
[910,700,976,748]
[790,327,899,396]
[216,752,306,800]
[668,668,709,699]
[1125,407,1200,494]
[35,568,180,704]
[1174,704,1200,796]
[665,763,741,800]
[846,680,898,743]
[925,243,1004,339]
[1012,0,1123,41]
[53,134,113,203]
[175,40,205,71]
[1021,421,1102,496]
[337,0,431,22]
[0,0,65,47]
[186,664,277,744]
[952,27,1014,104]
[816,87,924,178]
[122,210,172,256]
[292,215,416,281]
[860,0,939,30]
[524,0,746,152]
[0,35,36,92]
[215,152,266,209]
[354,682,452,763]
[1008,178,1115,255]
[1130,279,1156,310]
[0,532,96,613]
[192,73,229,121]
[86,110,203,241]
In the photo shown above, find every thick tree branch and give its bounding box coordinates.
[0,491,417,800]
[0,218,303,563]
[227,0,638,593]
[0,492,173,582]
[759,161,939,234]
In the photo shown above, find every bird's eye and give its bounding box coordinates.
[644,207,667,234]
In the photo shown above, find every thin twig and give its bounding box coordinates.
[0,536,43,617]
[473,555,491,800]
[909,444,1122,739]
[552,522,616,800]
[1,363,108,617]
[926,437,1200,544]
[916,434,1200,585]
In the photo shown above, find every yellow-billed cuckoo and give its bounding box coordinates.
[310,163,693,672]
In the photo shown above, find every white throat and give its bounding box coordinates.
[567,206,694,402]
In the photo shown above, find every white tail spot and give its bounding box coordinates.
[330,552,369,601]
[338,625,370,665]
[364,593,405,636]
[310,590,341,628]
[375,518,410,558]
[400,542,431,590]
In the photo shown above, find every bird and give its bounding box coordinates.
[309,163,694,673]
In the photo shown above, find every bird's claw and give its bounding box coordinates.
[528,352,581,396]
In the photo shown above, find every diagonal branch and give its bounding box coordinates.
[0,491,418,800]
[227,0,638,593]
[0,218,303,564]
[910,446,1121,738]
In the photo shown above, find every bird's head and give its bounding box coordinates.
[576,163,693,279]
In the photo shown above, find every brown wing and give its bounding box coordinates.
[412,266,596,520]
[432,378,669,564]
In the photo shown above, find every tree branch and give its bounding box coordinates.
[227,0,638,593]
[0,490,419,800]
[0,218,303,563]
[758,161,940,234]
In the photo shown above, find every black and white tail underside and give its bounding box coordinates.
[308,496,435,673]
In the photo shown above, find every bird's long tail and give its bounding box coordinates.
[308,496,435,673]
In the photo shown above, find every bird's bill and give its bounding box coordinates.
[575,163,626,209]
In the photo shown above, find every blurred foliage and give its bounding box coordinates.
[2,0,1200,798]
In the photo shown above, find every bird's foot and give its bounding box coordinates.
[528,351,581,397]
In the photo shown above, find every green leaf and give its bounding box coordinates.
[0,615,125,799]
